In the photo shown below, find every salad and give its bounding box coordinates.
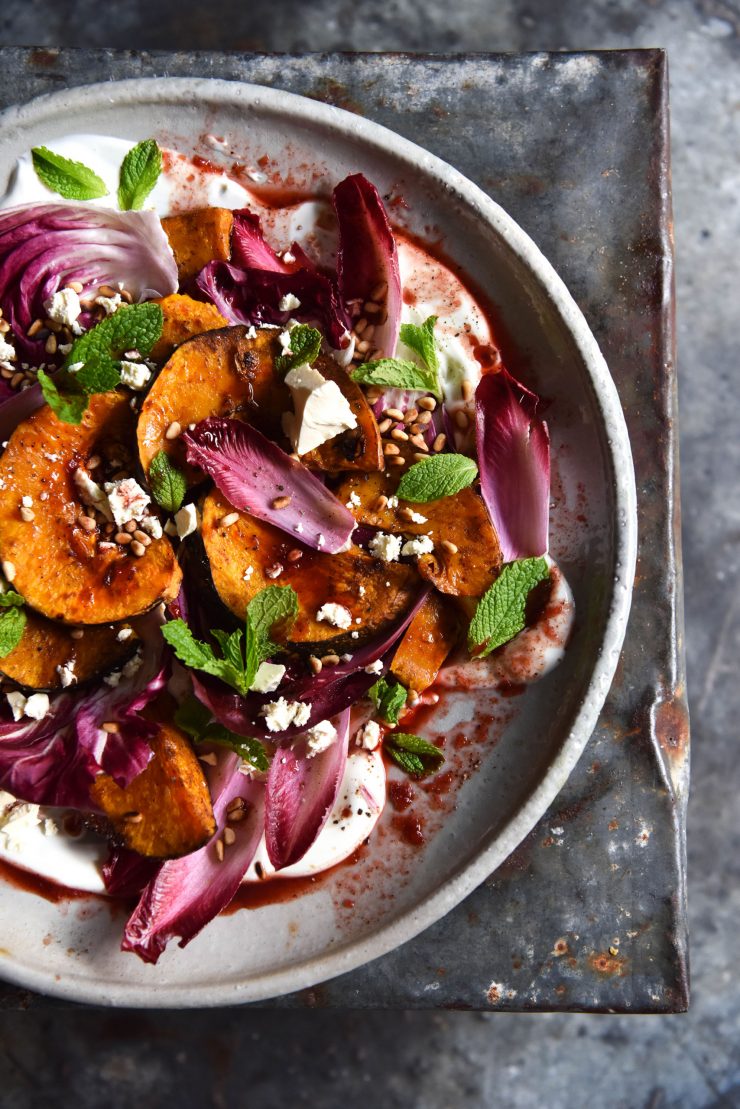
[0,136,574,964]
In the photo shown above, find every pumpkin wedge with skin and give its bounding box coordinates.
[0,612,138,692]
[201,488,419,653]
[300,357,384,473]
[149,293,228,362]
[0,392,181,625]
[334,470,503,598]
[137,325,290,484]
[161,207,234,283]
[90,707,216,859]
[390,592,460,693]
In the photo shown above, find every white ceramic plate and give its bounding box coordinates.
[0,78,636,1007]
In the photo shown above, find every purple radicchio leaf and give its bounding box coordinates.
[265,708,350,870]
[475,369,551,562]
[102,847,160,898]
[182,416,355,554]
[121,754,265,964]
[0,203,177,363]
[0,382,44,440]
[333,173,402,359]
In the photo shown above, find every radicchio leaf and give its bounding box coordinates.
[0,203,177,363]
[333,174,402,359]
[475,369,550,562]
[121,754,265,964]
[0,382,44,439]
[182,416,355,554]
[230,209,295,273]
[102,847,160,898]
[265,708,350,870]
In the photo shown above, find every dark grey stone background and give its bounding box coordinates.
[0,1,736,1106]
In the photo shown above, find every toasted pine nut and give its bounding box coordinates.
[309,656,323,674]
[165,421,181,440]
[418,396,437,411]
[461,380,475,402]
[390,428,409,442]
[384,407,404,421]
[410,434,428,451]
[102,721,120,733]
[223,827,236,847]
[373,495,388,511]
[130,540,146,557]
[433,433,447,452]
[441,539,459,555]
[272,495,291,509]
[19,507,35,522]
[454,410,469,430]
[220,512,240,527]
[383,442,400,456]
[377,418,393,434]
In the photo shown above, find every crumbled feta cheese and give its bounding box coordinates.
[67,361,85,375]
[364,659,383,675]
[278,328,293,353]
[316,603,353,630]
[139,516,163,540]
[305,719,337,757]
[317,533,325,549]
[250,662,286,694]
[386,496,399,509]
[282,364,358,455]
[351,630,360,639]
[104,670,123,688]
[74,467,114,519]
[119,360,152,391]
[104,478,150,528]
[116,627,133,642]
[245,325,257,339]
[122,651,143,679]
[282,250,296,264]
[346,492,361,508]
[407,510,428,524]
[56,662,77,688]
[401,535,435,558]
[57,342,73,355]
[294,522,304,534]
[24,693,50,721]
[368,532,402,562]
[6,691,27,721]
[0,792,59,851]
[44,287,82,328]
[174,503,198,539]
[356,719,381,750]
[95,292,122,315]
[278,293,301,312]
[243,565,254,581]
[261,698,312,732]
[0,338,15,362]
[20,495,33,508]
[358,585,366,596]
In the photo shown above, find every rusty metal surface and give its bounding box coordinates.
[0,48,687,1012]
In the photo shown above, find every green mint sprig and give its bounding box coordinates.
[275,324,322,374]
[149,450,186,513]
[468,557,550,658]
[350,315,442,399]
[385,732,444,777]
[174,696,270,772]
[162,585,298,696]
[0,590,26,659]
[368,676,408,725]
[31,146,108,201]
[39,302,163,425]
[118,139,162,210]
[396,453,478,503]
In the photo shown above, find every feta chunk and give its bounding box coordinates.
[364,659,383,675]
[174,503,198,539]
[346,492,361,508]
[261,697,312,732]
[305,719,337,757]
[116,627,133,641]
[368,532,402,562]
[56,662,77,688]
[401,535,435,558]
[316,602,352,630]
[356,720,381,750]
[73,468,113,520]
[44,287,81,328]
[282,364,357,455]
[250,662,286,694]
[139,515,163,540]
[407,510,428,524]
[104,478,150,528]
[25,693,50,721]
[6,691,27,721]
[278,293,301,312]
[21,495,33,508]
[95,292,122,315]
[0,338,16,363]
[119,360,152,391]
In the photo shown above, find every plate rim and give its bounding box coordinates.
[0,75,637,1008]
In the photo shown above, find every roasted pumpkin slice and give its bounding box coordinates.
[161,206,234,283]
[334,470,503,598]
[0,392,181,625]
[0,612,138,692]
[301,358,384,473]
[90,711,216,859]
[137,325,290,484]
[201,489,419,652]
[390,592,460,693]
[150,293,228,362]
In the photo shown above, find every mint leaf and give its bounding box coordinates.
[368,676,408,724]
[396,453,478,503]
[37,369,87,425]
[350,357,441,399]
[0,590,25,609]
[468,556,550,657]
[275,324,322,374]
[246,586,299,658]
[385,732,444,777]
[118,139,161,210]
[148,450,186,513]
[174,696,270,772]
[31,146,108,201]
[161,619,246,693]
[0,599,26,659]
[399,316,439,375]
